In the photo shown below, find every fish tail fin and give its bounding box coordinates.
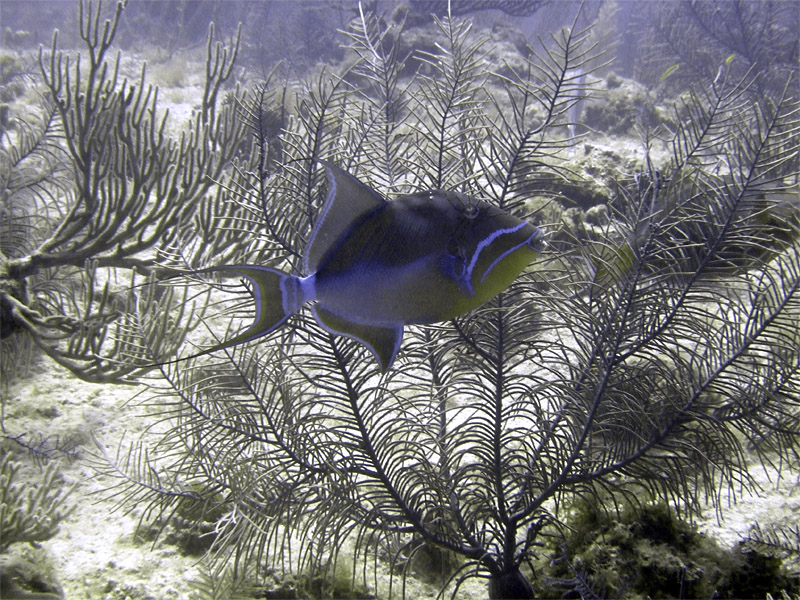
[200,265,308,354]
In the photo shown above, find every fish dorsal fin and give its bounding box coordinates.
[303,161,386,275]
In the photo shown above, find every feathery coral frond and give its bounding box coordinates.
[91,5,800,598]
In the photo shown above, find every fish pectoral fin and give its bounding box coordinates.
[441,253,475,297]
[312,305,403,373]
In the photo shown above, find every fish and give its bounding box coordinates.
[199,161,545,372]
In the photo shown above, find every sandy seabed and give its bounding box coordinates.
[2,350,797,600]
[4,356,205,599]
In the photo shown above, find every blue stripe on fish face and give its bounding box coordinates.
[465,221,531,284]
[479,231,541,284]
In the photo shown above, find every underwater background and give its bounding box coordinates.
[1,1,799,598]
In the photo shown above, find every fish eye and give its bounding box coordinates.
[464,205,479,219]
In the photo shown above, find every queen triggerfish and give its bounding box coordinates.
[200,162,545,372]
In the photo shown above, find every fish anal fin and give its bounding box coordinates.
[304,161,387,275]
[312,305,402,373]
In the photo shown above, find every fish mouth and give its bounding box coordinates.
[527,228,547,252]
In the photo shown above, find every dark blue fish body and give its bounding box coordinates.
[205,162,544,371]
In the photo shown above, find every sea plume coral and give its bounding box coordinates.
[97,4,799,599]
[0,0,247,388]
